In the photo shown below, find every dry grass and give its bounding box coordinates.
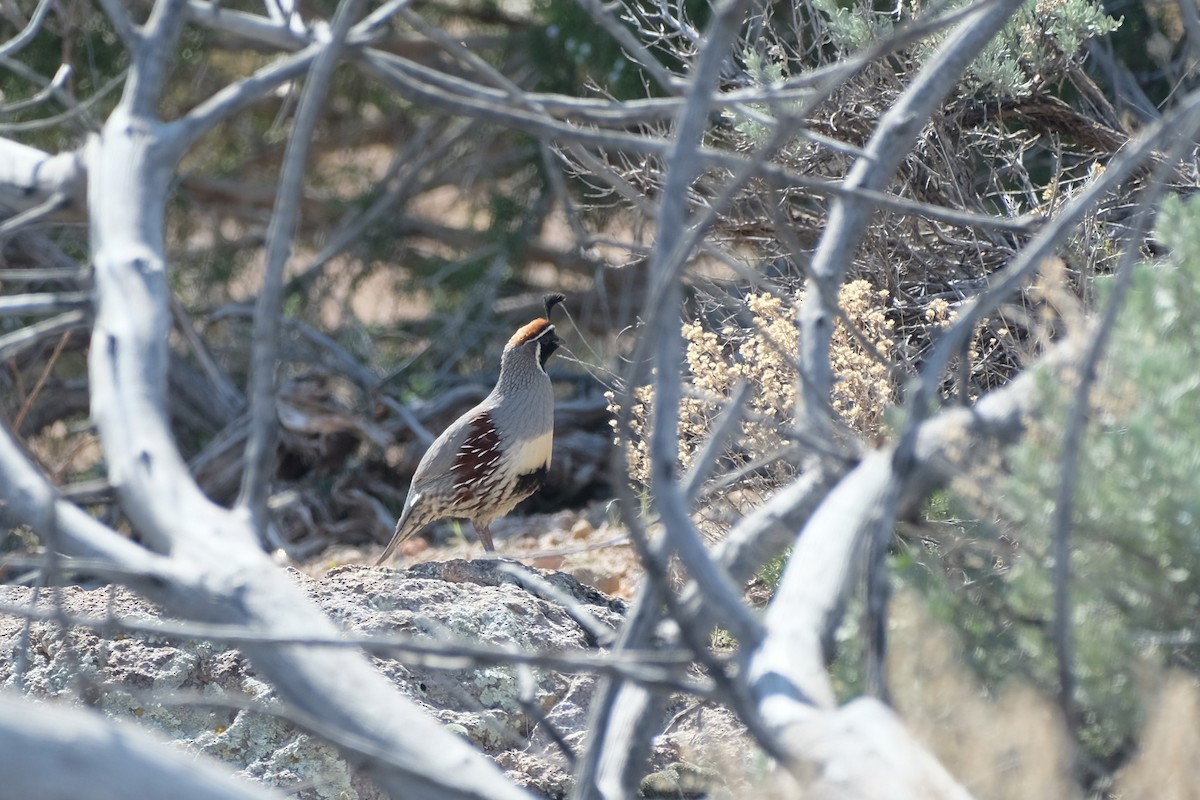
[1113,673,1200,799]
[889,591,1081,800]
[888,592,1200,800]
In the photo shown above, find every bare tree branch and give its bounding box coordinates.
[185,0,308,50]
[571,5,1048,787]
[741,332,1090,794]
[1176,0,1200,67]
[0,597,703,691]
[238,0,369,536]
[359,47,1038,232]
[0,423,170,579]
[645,0,762,651]
[0,66,124,134]
[124,0,190,116]
[172,46,321,154]
[0,192,72,237]
[909,87,1200,426]
[1048,119,1200,733]
[571,0,683,93]
[0,292,89,315]
[0,310,87,362]
[0,0,54,59]
[75,3,539,796]
[0,695,284,800]
[0,63,71,116]
[94,0,139,51]
[0,139,85,218]
[682,381,752,502]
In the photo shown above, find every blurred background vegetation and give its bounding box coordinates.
[2,0,1199,795]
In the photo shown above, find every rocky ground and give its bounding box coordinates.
[302,504,645,600]
[0,506,756,799]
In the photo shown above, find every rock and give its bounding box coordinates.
[0,560,757,798]
[641,761,724,797]
[0,560,627,799]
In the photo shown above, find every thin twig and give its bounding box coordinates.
[0,311,87,363]
[0,64,72,116]
[681,381,751,503]
[0,292,89,315]
[908,87,1200,432]
[186,0,308,49]
[0,265,86,282]
[495,561,618,648]
[570,0,682,93]
[517,664,578,766]
[282,117,464,301]
[0,69,126,134]
[12,330,71,432]
[0,192,73,237]
[0,599,705,690]
[356,49,1039,232]
[171,46,320,155]
[237,0,368,534]
[169,294,245,413]
[94,0,139,51]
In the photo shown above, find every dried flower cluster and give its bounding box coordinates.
[610,281,903,534]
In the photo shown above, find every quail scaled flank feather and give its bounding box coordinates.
[375,294,566,565]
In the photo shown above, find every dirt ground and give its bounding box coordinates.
[296,504,646,601]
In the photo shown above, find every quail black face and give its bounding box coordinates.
[537,327,561,368]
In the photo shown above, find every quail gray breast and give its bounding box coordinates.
[376,296,564,565]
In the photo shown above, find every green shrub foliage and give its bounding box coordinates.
[812,0,1120,95]
[911,195,1200,763]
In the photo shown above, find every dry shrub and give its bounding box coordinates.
[610,280,912,537]
[561,0,1142,411]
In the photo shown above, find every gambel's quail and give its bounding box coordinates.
[376,294,565,564]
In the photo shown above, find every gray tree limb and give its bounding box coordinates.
[43,0,540,794]
[83,122,534,795]
[0,422,170,581]
[0,695,283,800]
[0,0,54,60]
[909,86,1200,419]
[570,7,768,799]
[646,0,763,656]
[1047,117,1200,733]
[0,139,85,219]
[741,332,1089,796]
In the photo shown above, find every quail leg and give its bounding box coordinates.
[473,522,496,552]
